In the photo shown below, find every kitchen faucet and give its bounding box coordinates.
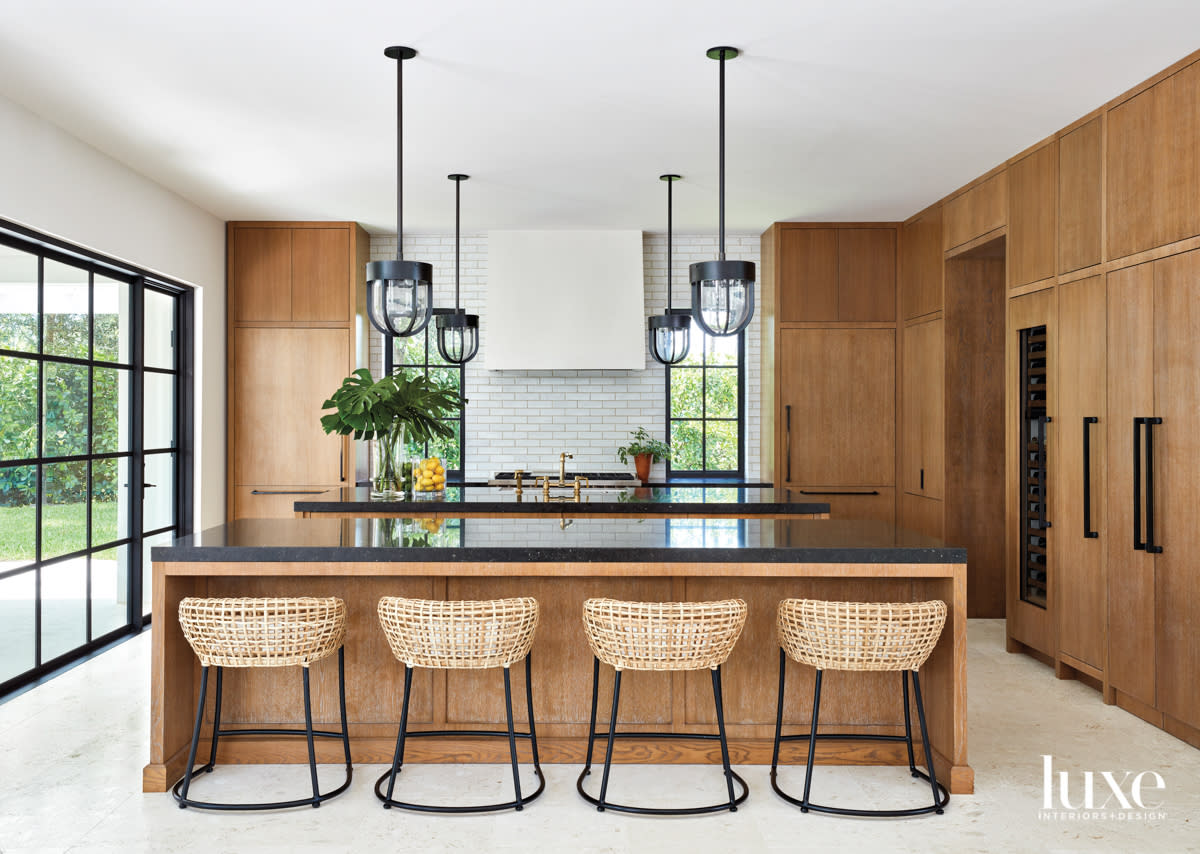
[559,452,573,484]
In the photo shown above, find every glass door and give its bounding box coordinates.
[0,236,191,696]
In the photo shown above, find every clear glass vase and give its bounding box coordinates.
[371,425,409,499]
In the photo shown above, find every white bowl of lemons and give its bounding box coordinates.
[413,456,447,499]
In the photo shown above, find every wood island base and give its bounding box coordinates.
[145,560,971,794]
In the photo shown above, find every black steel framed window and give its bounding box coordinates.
[386,308,466,475]
[665,308,745,478]
[0,220,193,698]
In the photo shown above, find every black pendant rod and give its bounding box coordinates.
[667,176,674,309]
[718,49,726,261]
[454,175,460,310]
[396,53,404,261]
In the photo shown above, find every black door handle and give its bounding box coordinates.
[1145,416,1162,553]
[785,404,792,483]
[797,490,881,496]
[250,489,326,495]
[1083,417,1098,538]
[1133,417,1144,551]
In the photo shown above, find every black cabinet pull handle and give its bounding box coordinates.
[1133,417,1144,551]
[340,448,345,483]
[785,404,792,483]
[1083,417,1098,539]
[250,489,326,495]
[797,490,880,496]
[1145,416,1163,553]
[920,468,924,491]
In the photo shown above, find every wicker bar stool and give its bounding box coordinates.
[771,598,950,817]
[172,597,352,811]
[577,597,749,815]
[375,596,543,813]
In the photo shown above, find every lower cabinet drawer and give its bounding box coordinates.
[782,485,895,525]
[232,485,340,520]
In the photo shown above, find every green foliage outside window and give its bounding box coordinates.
[392,325,464,471]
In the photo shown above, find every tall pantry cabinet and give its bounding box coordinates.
[226,222,369,520]
[759,223,898,524]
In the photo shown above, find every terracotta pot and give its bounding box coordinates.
[634,453,653,483]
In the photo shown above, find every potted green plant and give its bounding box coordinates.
[616,427,672,483]
[321,368,465,497]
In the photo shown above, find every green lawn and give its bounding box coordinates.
[0,502,120,562]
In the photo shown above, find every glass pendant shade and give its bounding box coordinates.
[436,311,480,364]
[366,259,434,337]
[648,312,691,365]
[689,258,756,337]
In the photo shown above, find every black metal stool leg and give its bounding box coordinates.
[383,664,414,807]
[597,669,623,812]
[207,666,223,771]
[177,665,209,808]
[771,648,786,777]
[902,670,917,776]
[710,665,738,811]
[800,669,823,813]
[912,671,944,814]
[524,653,542,771]
[301,666,320,807]
[582,656,601,777]
[337,648,352,767]
[503,666,524,810]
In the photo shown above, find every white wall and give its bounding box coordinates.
[0,94,226,528]
[369,232,761,482]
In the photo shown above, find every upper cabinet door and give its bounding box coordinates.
[231,227,292,321]
[779,328,895,486]
[778,228,838,322]
[1107,60,1200,260]
[1058,118,1103,274]
[1008,142,1057,289]
[838,229,896,322]
[943,172,1007,252]
[900,208,943,320]
[292,228,351,322]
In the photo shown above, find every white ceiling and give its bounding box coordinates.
[1,1,1197,234]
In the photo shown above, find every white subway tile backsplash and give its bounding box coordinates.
[369,232,761,481]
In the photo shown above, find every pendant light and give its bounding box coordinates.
[366,45,433,339]
[689,46,755,337]
[435,174,480,364]
[648,173,691,365]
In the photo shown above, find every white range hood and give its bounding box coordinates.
[485,230,645,370]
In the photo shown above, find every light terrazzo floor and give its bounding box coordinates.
[0,619,1197,853]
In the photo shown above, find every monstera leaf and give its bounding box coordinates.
[321,368,465,442]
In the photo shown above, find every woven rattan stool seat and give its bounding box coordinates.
[581,598,747,672]
[177,597,346,669]
[377,597,538,669]
[776,599,947,672]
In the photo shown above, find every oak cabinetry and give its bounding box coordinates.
[1054,275,1106,675]
[777,328,895,487]
[1107,59,1200,260]
[1058,118,1103,274]
[901,316,944,499]
[1105,250,1200,732]
[900,207,943,320]
[943,172,1007,252]
[226,221,368,521]
[771,225,896,323]
[760,223,899,517]
[1008,142,1057,288]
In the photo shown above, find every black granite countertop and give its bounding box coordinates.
[295,485,832,516]
[153,517,966,565]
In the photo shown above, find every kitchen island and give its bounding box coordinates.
[145,517,971,794]
[293,484,832,519]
